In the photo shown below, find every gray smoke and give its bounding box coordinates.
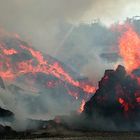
[0,0,140,131]
[0,0,139,53]
[0,0,138,84]
[0,0,139,82]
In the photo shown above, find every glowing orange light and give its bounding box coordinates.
[119,25,140,73]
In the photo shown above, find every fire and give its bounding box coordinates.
[3,49,17,55]
[0,31,96,97]
[19,45,96,94]
[78,99,86,113]
[119,25,140,73]
[118,98,129,112]
[0,43,17,55]
[118,98,124,104]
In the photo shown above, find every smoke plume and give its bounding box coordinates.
[0,0,140,82]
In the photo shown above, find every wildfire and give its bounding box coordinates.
[19,45,96,94]
[0,31,96,98]
[119,25,140,73]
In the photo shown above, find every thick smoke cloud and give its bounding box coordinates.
[0,0,139,52]
[0,0,94,54]
[0,0,140,81]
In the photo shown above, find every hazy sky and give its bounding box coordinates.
[0,0,139,51]
[0,0,140,25]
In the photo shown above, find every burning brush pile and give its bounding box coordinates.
[83,65,140,131]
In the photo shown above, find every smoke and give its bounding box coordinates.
[0,78,83,130]
[0,0,140,131]
[54,23,119,83]
[0,0,94,54]
[0,0,139,53]
[0,88,28,130]
[0,0,140,81]
[83,0,137,23]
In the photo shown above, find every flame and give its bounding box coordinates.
[119,25,140,73]
[3,49,17,55]
[78,99,86,113]
[19,45,96,93]
[118,98,129,112]
[136,97,140,103]
[0,31,96,97]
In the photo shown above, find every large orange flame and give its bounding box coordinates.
[119,25,140,73]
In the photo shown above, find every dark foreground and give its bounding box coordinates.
[39,136,140,140]
[1,131,140,139]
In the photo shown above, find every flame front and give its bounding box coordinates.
[0,31,96,96]
[119,25,140,72]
